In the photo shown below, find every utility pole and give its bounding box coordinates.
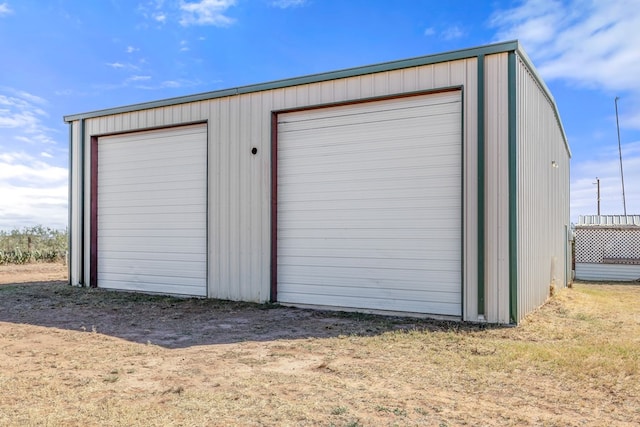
[593,177,600,215]
[615,97,627,216]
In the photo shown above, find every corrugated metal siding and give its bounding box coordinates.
[97,125,207,296]
[575,263,640,281]
[277,91,462,315]
[578,215,640,226]
[69,121,82,286]
[484,53,511,324]
[515,54,570,323]
[70,58,479,310]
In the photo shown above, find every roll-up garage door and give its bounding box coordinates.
[97,124,207,296]
[277,91,462,316]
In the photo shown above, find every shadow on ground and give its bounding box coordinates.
[0,281,486,349]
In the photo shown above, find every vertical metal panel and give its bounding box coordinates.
[208,99,221,298]
[463,58,479,322]
[277,92,463,315]
[484,53,510,324]
[96,125,207,295]
[69,120,83,286]
[575,263,640,281]
[83,119,93,286]
[515,54,570,323]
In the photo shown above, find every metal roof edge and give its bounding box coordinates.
[63,40,520,123]
[514,45,572,158]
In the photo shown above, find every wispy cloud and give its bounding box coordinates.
[0,2,12,16]
[442,25,465,40]
[490,0,640,218]
[154,11,167,22]
[126,45,140,53]
[0,152,67,230]
[271,0,307,8]
[423,24,465,40]
[490,0,640,125]
[423,27,436,36]
[135,78,202,90]
[105,61,141,71]
[127,75,152,82]
[179,0,236,27]
[0,88,58,145]
[106,62,125,69]
[137,0,168,26]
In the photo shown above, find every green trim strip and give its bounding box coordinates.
[67,122,73,285]
[63,41,519,122]
[477,54,485,316]
[460,88,465,319]
[508,52,518,324]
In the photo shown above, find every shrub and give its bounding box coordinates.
[0,226,68,265]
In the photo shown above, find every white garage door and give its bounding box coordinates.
[97,124,207,296]
[277,91,462,316]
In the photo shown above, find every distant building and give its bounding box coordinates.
[575,215,640,281]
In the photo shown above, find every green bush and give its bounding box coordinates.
[0,225,68,265]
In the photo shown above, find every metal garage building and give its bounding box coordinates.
[65,40,570,324]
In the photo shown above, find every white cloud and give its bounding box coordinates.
[127,75,152,82]
[106,61,141,71]
[138,0,168,25]
[571,141,640,220]
[0,89,58,145]
[179,0,236,26]
[490,0,640,128]
[40,151,53,158]
[126,45,140,53]
[271,0,307,8]
[422,24,465,40]
[0,152,67,230]
[0,2,12,16]
[441,25,464,40]
[490,0,640,218]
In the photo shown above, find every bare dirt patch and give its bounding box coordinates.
[0,262,67,285]
[1,264,639,426]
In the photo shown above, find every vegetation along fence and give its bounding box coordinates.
[0,226,68,265]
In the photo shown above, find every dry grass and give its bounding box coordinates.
[0,266,639,426]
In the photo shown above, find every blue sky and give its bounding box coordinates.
[1,0,639,230]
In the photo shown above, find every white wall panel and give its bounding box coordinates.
[277,92,462,316]
[97,124,207,296]
[515,54,571,323]
[575,263,640,281]
[69,121,83,286]
[484,53,511,324]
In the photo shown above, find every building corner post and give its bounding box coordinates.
[508,51,518,324]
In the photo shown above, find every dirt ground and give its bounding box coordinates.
[0,262,68,285]
[0,263,434,348]
[1,263,639,426]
